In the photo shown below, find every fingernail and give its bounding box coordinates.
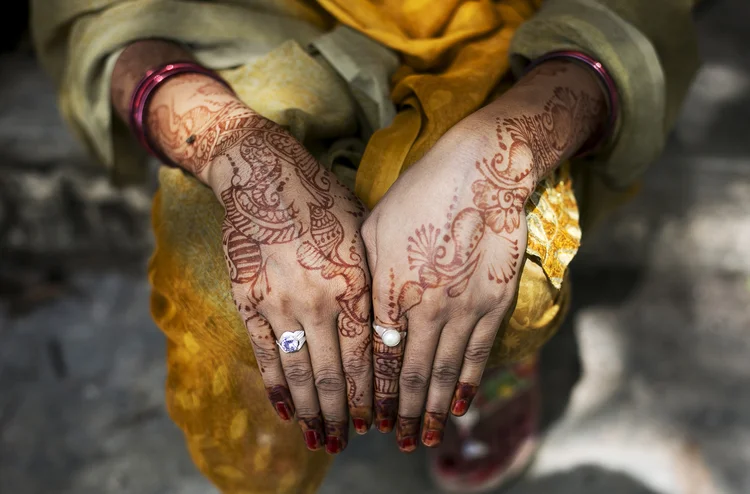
[398,436,417,452]
[325,436,342,455]
[451,399,468,416]
[353,418,369,434]
[304,430,322,451]
[422,429,443,447]
[451,382,478,416]
[377,418,393,432]
[275,402,291,421]
[266,385,295,421]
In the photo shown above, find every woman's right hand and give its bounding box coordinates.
[146,74,373,455]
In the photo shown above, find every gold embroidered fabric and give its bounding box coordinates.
[525,163,581,289]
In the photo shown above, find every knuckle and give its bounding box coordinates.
[448,302,481,320]
[250,340,278,365]
[284,362,314,387]
[400,369,430,393]
[299,288,337,316]
[266,293,294,313]
[305,309,335,328]
[294,407,320,419]
[430,362,460,387]
[418,293,448,319]
[314,369,347,394]
[464,343,492,365]
[342,354,371,379]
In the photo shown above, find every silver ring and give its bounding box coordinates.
[277,330,307,354]
[374,325,406,347]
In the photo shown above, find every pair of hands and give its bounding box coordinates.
[146,61,605,455]
[214,110,528,455]
[210,108,534,455]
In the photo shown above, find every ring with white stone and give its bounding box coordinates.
[277,330,307,354]
[374,325,406,347]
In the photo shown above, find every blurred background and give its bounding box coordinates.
[1,0,749,493]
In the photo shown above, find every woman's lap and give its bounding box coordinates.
[147,168,567,492]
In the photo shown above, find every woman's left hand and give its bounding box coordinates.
[362,59,607,452]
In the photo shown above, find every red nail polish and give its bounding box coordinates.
[353,418,368,434]
[423,430,441,446]
[378,419,393,431]
[275,402,291,421]
[304,430,321,450]
[326,436,342,454]
[399,436,417,452]
[452,400,468,416]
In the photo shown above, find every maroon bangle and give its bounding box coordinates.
[128,61,234,168]
[524,50,620,158]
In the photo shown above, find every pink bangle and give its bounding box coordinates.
[128,61,234,167]
[524,50,620,158]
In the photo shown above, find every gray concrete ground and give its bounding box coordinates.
[1,1,749,493]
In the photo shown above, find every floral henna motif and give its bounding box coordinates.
[385,86,602,324]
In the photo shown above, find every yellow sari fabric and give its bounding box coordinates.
[318,0,540,207]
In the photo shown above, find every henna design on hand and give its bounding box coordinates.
[375,84,604,441]
[218,129,371,423]
[349,333,373,434]
[148,80,263,175]
[147,75,372,443]
[374,273,402,431]
[388,86,601,316]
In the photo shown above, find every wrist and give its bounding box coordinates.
[468,58,607,187]
[111,40,193,124]
[142,72,268,183]
[197,109,281,193]
[518,57,620,157]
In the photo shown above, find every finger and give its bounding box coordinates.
[302,313,349,455]
[396,309,446,453]
[331,238,373,435]
[451,311,506,416]
[238,308,295,422]
[421,317,478,447]
[371,268,408,434]
[337,308,373,435]
[265,313,325,452]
